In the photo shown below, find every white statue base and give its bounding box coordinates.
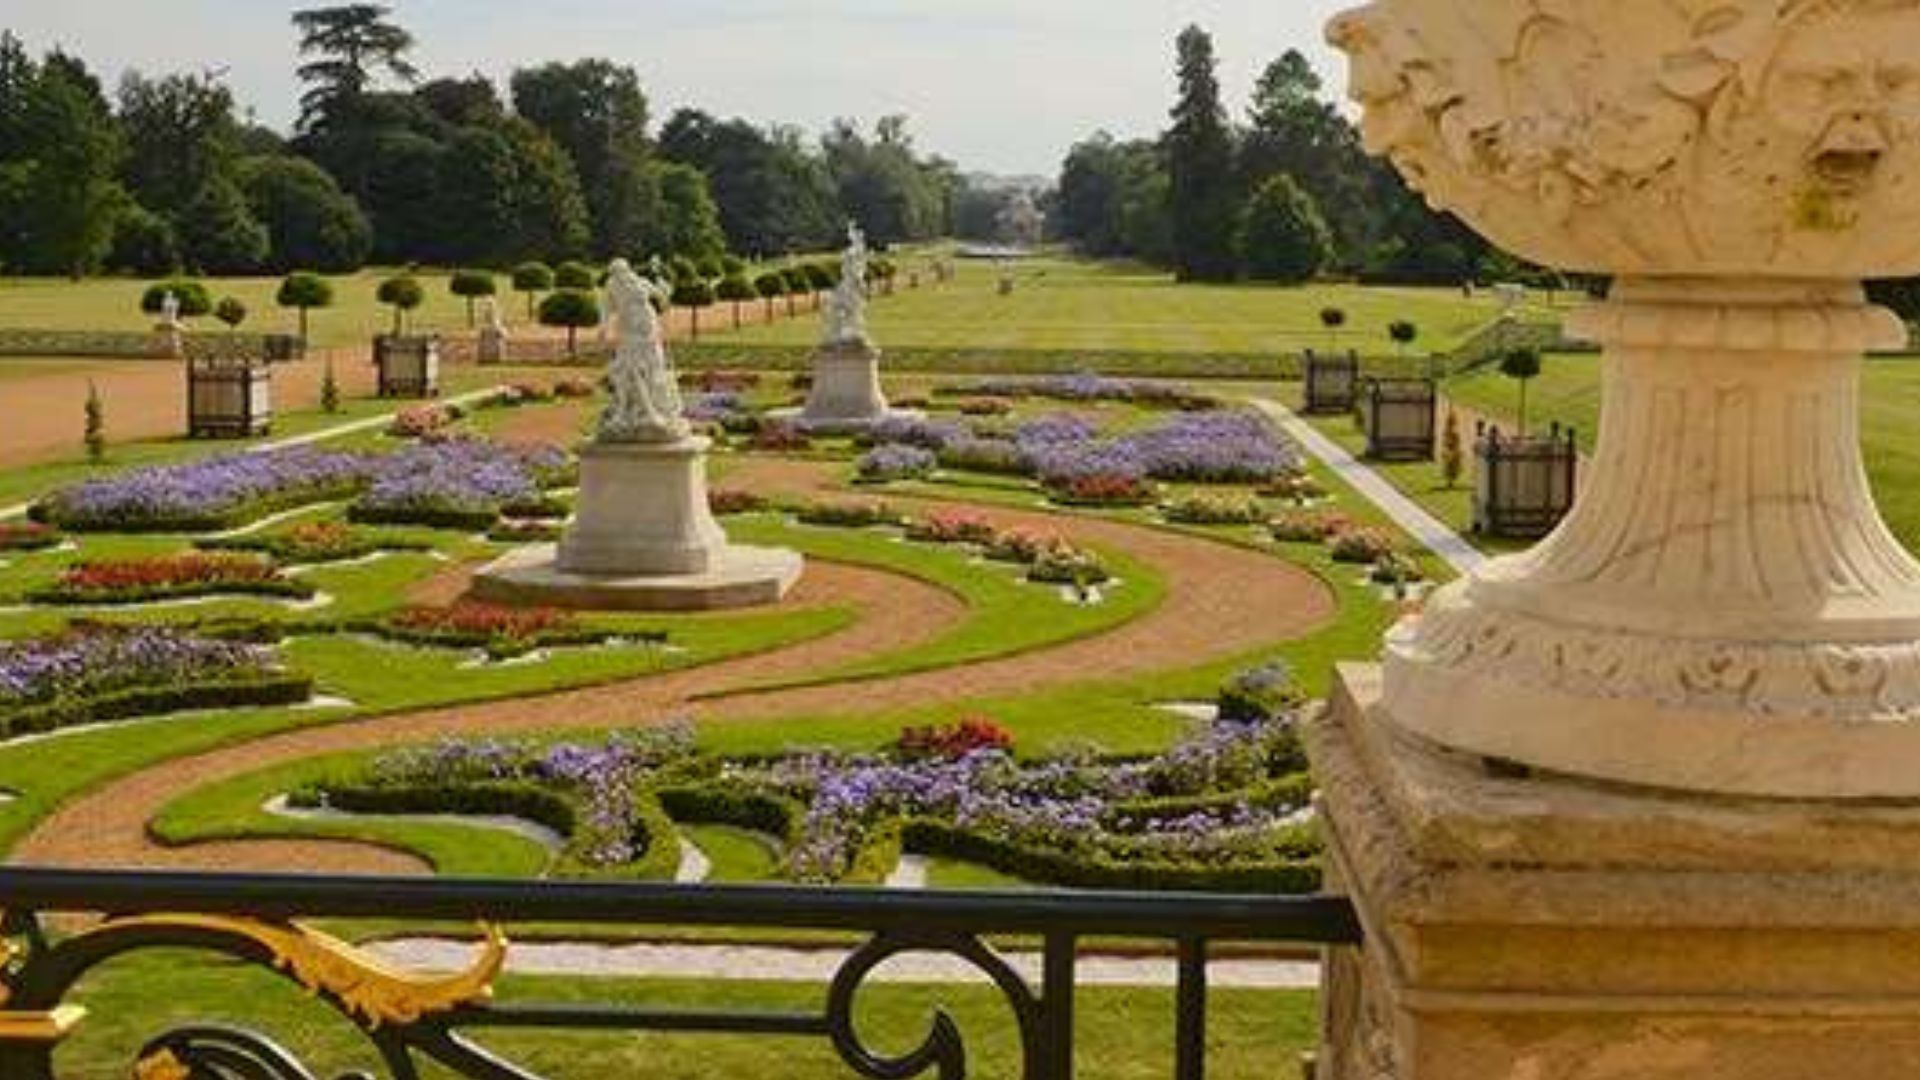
[473,438,802,611]
[797,341,895,429]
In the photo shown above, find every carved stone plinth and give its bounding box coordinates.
[473,438,803,611]
[1312,666,1920,1080]
[800,341,892,428]
[559,439,726,576]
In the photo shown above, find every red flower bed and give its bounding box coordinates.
[906,510,998,545]
[0,521,63,552]
[39,553,313,603]
[896,717,1016,761]
[1046,473,1157,507]
[390,602,576,640]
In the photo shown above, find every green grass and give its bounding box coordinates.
[1443,353,1920,553]
[722,257,1531,359]
[719,514,1165,691]
[925,856,1032,890]
[682,823,785,883]
[56,954,1317,1080]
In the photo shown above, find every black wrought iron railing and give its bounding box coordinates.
[0,868,1360,1080]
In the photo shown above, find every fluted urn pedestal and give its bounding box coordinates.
[473,439,802,612]
[1315,1,1920,1075]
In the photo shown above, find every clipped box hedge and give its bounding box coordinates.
[0,674,314,740]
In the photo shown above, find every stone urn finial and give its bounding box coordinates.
[1331,0,1920,799]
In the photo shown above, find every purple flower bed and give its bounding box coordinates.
[37,440,575,534]
[859,415,969,451]
[854,443,938,483]
[942,372,1219,410]
[0,625,305,736]
[351,440,574,529]
[36,448,375,532]
[1120,411,1299,482]
[684,392,746,423]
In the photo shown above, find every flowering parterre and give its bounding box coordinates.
[324,702,1318,891]
[792,501,903,528]
[0,624,308,737]
[905,511,998,545]
[33,553,315,605]
[1163,495,1269,525]
[35,447,374,532]
[0,521,63,552]
[373,602,634,660]
[387,403,463,439]
[854,443,937,483]
[200,521,429,564]
[349,439,574,530]
[940,372,1218,410]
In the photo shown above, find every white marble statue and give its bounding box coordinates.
[598,259,688,444]
[160,291,180,328]
[480,297,506,335]
[823,223,871,349]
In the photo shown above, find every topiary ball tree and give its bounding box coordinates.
[538,288,601,357]
[694,254,725,281]
[275,272,334,341]
[1499,346,1544,436]
[140,280,213,320]
[449,270,497,328]
[716,273,756,329]
[754,271,787,322]
[671,278,717,341]
[1319,306,1348,351]
[512,261,555,319]
[722,254,747,277]
[803,262,835,309]
[1389,319,1419,358]
[214,297,248,330]
[782,266,812,315]
[554,260,596,291]
[376,275,426,336]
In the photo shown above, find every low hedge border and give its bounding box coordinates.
[349,620,664,661]
[656,784,802,845]
[899,820,1322,894]
[27,578,317,607]
[198,532,433,564]
[1101,773,1316,832]
[346,504,503,532]
[1,674,315,740]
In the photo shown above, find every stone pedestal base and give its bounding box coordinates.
[471,543,802,612]
[1309,664,1920,1080]
[477,327,508,364]
[558,439,728,576]
[801,341,891,427]
[472,438,803,611]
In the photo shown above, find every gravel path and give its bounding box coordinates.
[371,938,1321,990]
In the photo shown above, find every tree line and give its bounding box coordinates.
[1056,26,1513,287]
[0,4,988,280]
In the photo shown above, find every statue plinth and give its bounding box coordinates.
[1317,1,1920,1075]
[801,339,892,428]
[473,439,802,613]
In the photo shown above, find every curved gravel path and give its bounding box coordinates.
[12,458,1334,873]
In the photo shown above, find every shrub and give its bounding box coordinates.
[958,399,1013,417]
[449,270,498,327]
[386,403,462,439]
[793,501,901,528]
[905,511,998,545]
[538,289,601,357]
[376,275,425,335]
[1270,511,1351,543]
[983,527,1061,565]
[320,358,341,415]
[709,489,769,516]
[1028,544,1112,587]
[554,260,596,290]
[1370,552,1425,587]
[803,262,835,291]
[1260,470,1327,504]
[83,382,105,464]
[213,297,248,329]
[1329,526,1398,564]
[276,272,334,341]
[512,261,555,318]
[1217,662,1304,723]
[854,444,937,483]
[110,205,179,277]
[140,280,212,319]
[672,278,716,339]
[896,718,1016,762]
[1162,495,1267,525]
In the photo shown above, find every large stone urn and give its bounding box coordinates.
[1313,3,1920,1077]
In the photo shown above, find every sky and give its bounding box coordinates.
[2,1,1358,177]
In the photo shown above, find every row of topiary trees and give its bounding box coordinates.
[135,252,907,354]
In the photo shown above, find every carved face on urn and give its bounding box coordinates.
[1329,0,1920,278]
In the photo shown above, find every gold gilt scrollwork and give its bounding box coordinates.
[97,916,506,1029]
[0,910,17,1008]
[133,1048,191,1080]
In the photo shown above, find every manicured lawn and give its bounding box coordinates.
[1444,353,1920,551]
[724,257,1532,360]
[57,954,1317,1080]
